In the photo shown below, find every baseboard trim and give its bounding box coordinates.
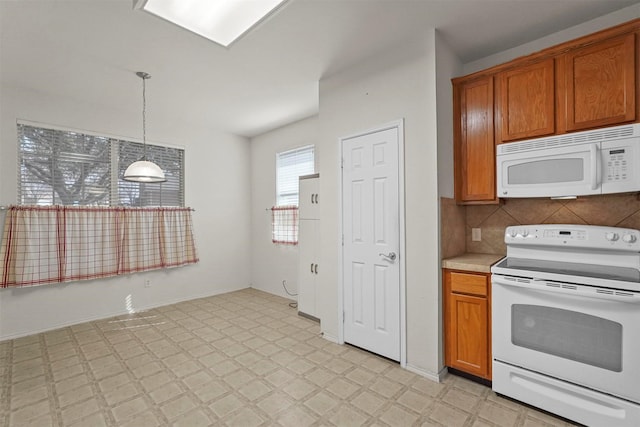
[298,311,320,322]
[321,332,340,344]
[405,363,448,383]
[0,285,247,342]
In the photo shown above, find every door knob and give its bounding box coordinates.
[379,252,397,261]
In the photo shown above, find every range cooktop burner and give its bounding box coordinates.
[495,257,640,284]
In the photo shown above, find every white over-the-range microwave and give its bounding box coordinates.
[497,123,640,198]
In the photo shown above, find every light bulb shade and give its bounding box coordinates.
[123,160,167,183]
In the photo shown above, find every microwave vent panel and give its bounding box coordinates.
[498,123,638,155]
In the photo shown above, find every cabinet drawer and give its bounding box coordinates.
[450,272,488,297]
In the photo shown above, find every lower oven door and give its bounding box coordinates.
[492,274,640,404]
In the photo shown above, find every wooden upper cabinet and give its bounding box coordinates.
[563,33,636,131]
[452,20,639,204]
[454,76,496,204]
[497,58,555,142]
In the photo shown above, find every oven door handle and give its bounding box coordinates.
[493,276,640,304]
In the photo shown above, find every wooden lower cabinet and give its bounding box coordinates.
[444,269,492,380]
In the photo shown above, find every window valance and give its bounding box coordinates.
[0,205,198,288]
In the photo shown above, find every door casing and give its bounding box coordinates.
[337,119,406,367]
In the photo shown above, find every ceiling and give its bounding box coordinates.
[1,0,639,138]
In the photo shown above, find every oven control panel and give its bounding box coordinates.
[504,224,640,251]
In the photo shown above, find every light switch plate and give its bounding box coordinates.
[472,228,482,241]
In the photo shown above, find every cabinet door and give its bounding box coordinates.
[299,176,319,220]
[446,293,489,378]
[454,76,496,204]
[297,219,318,317]
[564,33,636,131]
[444,269,491,379]
[498,58,555,142]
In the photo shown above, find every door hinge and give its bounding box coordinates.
[341,158,344,169]
[342,234,344,246]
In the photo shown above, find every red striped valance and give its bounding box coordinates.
[271,205,298,245]
[0,205,198,288]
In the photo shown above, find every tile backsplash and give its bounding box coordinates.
[441,193,640,257]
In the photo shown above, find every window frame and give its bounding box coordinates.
[17,120,185,207]
[272,144,314,245]
[275,144,315,207]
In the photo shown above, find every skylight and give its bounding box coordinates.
[134,0,288,48]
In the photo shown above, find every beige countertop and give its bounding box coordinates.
[442,253,505,273]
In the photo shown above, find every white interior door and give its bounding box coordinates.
[342,126,401,361]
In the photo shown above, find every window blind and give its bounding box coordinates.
[118,140,184,207]
[17,123,184,207]
[276,145,314,206]
[18,125,112,206]
[272,145,314,245]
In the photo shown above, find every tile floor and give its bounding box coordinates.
[0,288,578,426]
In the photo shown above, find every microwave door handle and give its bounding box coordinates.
[590,144,598,190]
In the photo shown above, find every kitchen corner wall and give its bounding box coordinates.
[442,193,640,257]
[440,197,466,259]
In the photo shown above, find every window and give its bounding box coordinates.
[272,145,314,244]
[17,122,184,207]
[276,145,314,206]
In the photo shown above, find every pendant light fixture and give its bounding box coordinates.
[123,71,166,183]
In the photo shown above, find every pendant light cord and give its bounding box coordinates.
[142,74,147,160]
[137,71,151,161]
[123,71,166,184]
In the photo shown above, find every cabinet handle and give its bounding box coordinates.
[314,194,318,204]
[311,194,314,204]
[314,264,318,274]
[590,144,599,190]
[310,263,314,273]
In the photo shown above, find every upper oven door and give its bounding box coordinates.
[492,274,640,404]
[497,142,600,198]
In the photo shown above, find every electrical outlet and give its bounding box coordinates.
[144,279,151,288]
[472,228,482,242]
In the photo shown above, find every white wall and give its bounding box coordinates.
[435,31,462,199]
[463,4,640,75]
[434,31,463,370]
[249,116,319,299]
[0,84,252,340]
[317,32,443,379]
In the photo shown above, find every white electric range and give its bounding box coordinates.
[491,224,640,427]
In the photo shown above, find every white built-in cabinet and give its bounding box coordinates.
[297,174,320,319]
